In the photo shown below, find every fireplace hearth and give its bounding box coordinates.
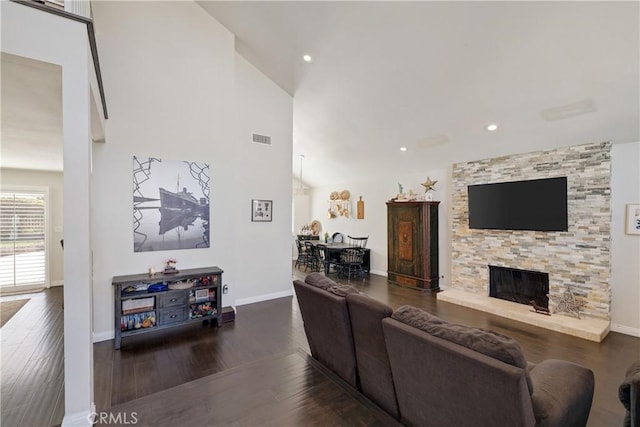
[489,265,549,309]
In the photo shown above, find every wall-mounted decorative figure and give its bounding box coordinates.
[327,189,351,219]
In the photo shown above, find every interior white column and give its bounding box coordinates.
[1,2,94,425]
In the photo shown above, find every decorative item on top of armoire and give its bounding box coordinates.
[387,201,439,291]
[357,196,364,219]
[421,176,438,201]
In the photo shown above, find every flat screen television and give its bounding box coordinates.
[468,177,568,231]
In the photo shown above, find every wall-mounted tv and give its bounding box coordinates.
[468,177,568,231]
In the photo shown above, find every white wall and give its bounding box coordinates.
[91,1,293,340]
[233,53,293,305]
[303,142,640,335]
[2,1,94,424]
[611,141,640,336]
[308,168,451,282]
[0,168,64,286]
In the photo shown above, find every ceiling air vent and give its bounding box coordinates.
[252,133,272,145]
[540,98,597,122]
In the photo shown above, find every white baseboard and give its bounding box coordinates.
[62,409,91,426]
[235,289,293,306]
[611,323,640,337]
[93,330,114,343]
[51,280,64,287]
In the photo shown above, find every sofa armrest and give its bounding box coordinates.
[619,361,640,427]
[530,359,594,427]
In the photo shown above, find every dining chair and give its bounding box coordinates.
[347,235,369,248]
[304,241,324,272]
[338,248,366,281]
[295,239,308,269]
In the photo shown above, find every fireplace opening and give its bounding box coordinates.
[489,265,549,308]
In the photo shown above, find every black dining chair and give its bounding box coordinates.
[295,239,308,269]
[347,235,368,248]
[338,248,366,282]
[304,241,324,272]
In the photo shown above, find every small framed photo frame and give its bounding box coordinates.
[625,204,640,235]
[251,199,273,222]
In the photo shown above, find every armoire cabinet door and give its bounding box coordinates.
[387,201,439,291]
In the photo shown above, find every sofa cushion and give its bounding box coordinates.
[392,305,446,326]
[346,293,399,419]
[292,280,358,388]
[304,273,360,297]
[327,285,360,297]
[305,272,336,290]
[392,305,533,394]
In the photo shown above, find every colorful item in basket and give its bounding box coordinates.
[148,282,168,292]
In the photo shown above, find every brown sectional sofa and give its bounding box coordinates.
[293,273,595,426]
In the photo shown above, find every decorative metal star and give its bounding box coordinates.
[551,285,586,319]
[421,177,437,192]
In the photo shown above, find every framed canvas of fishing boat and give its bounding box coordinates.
[133,156,210,252]
[251,199,272,222]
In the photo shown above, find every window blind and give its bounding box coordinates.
[0,191,46,288]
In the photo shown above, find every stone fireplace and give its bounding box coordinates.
[439,142,612,342]
[489,265,549,309]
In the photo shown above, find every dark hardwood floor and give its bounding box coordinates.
[107,350,399,427]
[1,269,638,426]
[1,287,65,427]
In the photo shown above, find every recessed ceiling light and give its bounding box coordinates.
[486,123,499,132]
[400,147,407,152]
[303,54,312,63]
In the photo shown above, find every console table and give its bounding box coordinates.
[112,266,223,349]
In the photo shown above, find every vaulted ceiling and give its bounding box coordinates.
[200,1,639,188]
[2,2,638,185]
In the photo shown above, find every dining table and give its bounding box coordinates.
[309,241,371,276]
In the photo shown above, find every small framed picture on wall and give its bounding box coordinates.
[252,199,273,222]
[625,204,640,235]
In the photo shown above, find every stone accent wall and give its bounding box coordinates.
[451,142,611,320]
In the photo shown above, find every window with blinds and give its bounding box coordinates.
[0,191,47,288]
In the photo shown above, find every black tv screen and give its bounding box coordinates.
[468,177,568,231]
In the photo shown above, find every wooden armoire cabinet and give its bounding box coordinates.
[386,201,439,291]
